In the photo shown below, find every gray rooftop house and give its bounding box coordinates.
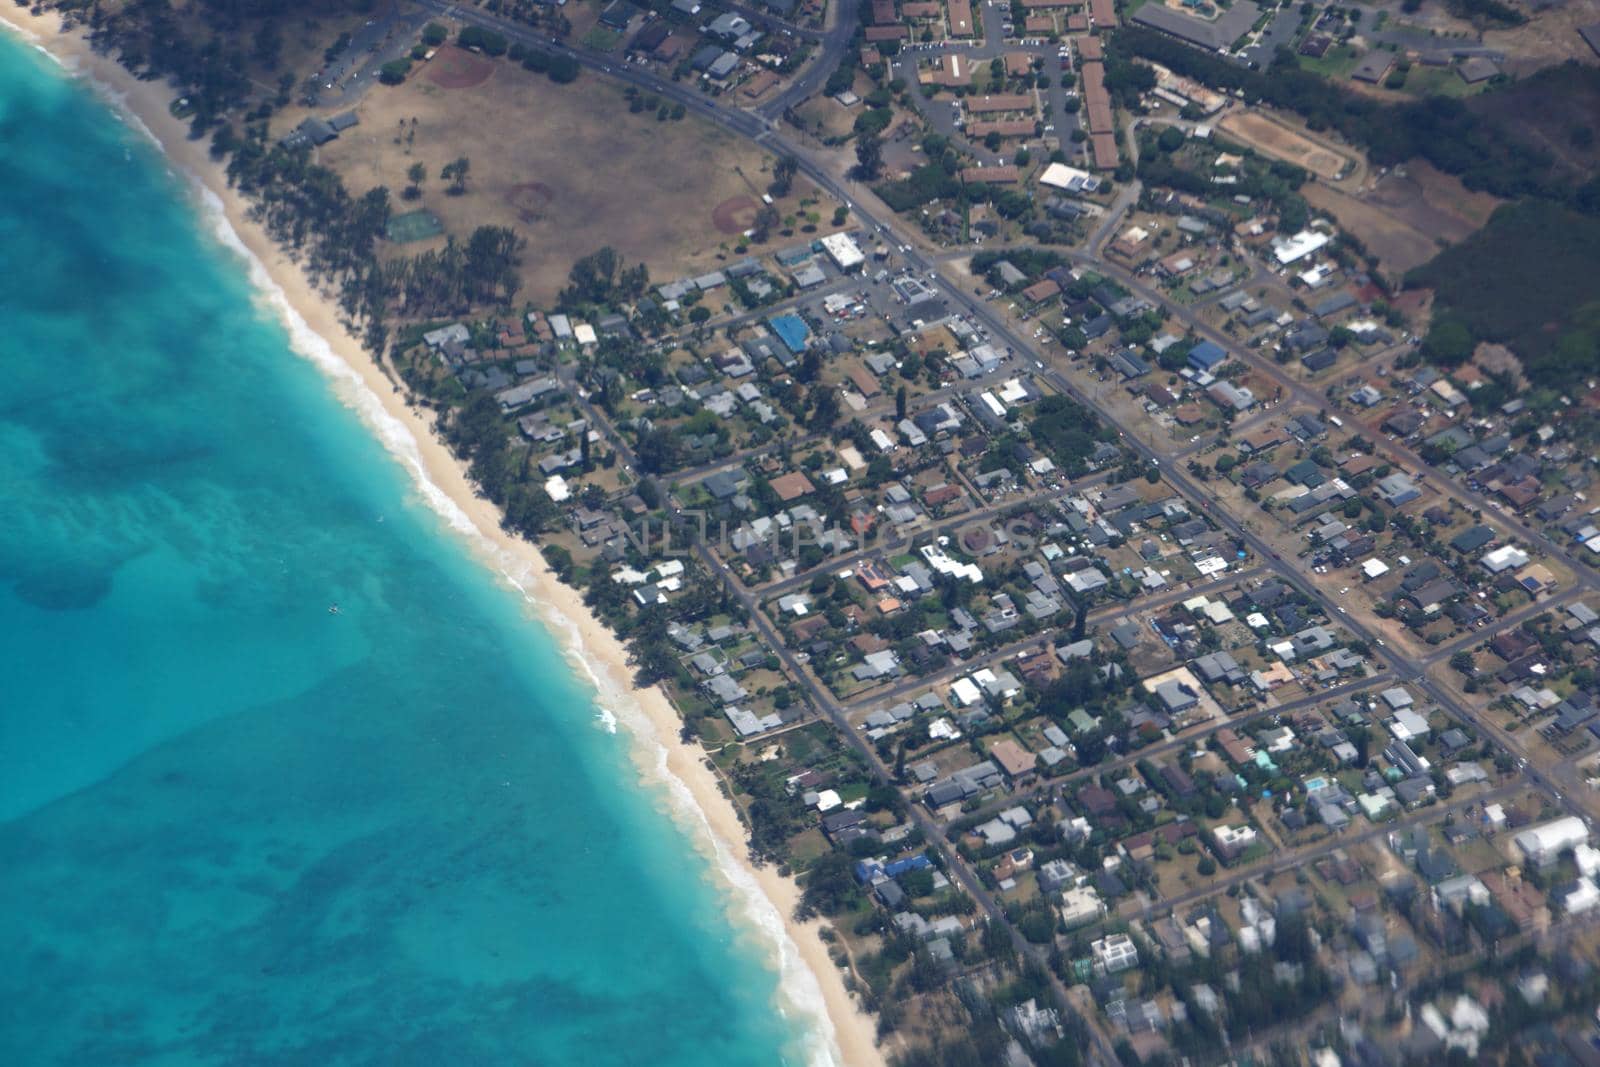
[726,705,782,737]
[1154,680,1198,713]
[705,674,748,705]
[1056,638,1094,662]
[704,470,749,499]
[1292,625,1336,657]
[1130,0,1262,49]
[1374,472,1421,507]
[1193,651,1245,686]
[281,116,338,148]
[494,376,562,411]
[1381,686,1414,710]
[707,51,741,80]
[707,12,752,38]
[423,323,470,348]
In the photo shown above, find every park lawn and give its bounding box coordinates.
[581,26,622,51]
[1298,44,1361,80]
[787,828,832,867]
[1400,65,1484,99]
[318,54,835,303]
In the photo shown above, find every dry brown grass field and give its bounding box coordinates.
[1302,159,1501,278]
[318,54,833,302]
[1387,0,1600,74]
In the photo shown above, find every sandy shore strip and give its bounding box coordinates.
[0,11,886,1066]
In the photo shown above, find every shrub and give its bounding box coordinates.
[458,26,509,56]
[378,59,412,85]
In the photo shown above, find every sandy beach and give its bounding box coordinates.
[0,10,886,1067]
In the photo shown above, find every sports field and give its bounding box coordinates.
[424,46,496,90]
[1216,110,1352,182]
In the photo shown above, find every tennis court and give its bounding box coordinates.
[386,209,444,244]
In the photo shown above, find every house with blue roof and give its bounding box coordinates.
[1187,340,1227,372]
[768,312,811,354]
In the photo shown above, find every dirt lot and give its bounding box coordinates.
[1302,158,1501,278]
[319,57,828,302]
[424,45,496,89]
[1216,108,1356,182]
[1384,0,1600,75]
[1485,4,1600,73]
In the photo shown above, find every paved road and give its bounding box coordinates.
[1123,778,1525,923]
[835,565,1272,717]
[682,525,1121,1064]
[747,470,1118,599]
[507,58,1109,1049]
[314,1,434,108]
[954,669,1395,828]
[666,347,1028,497]
[760,0,858,117]
[1047,229,1600,607]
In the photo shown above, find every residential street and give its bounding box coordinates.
[385,4,1598,1060]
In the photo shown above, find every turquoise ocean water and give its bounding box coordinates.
[0,34,811,1066]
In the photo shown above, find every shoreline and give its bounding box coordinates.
[0,11,885,1067]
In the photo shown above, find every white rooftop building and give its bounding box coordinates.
[1038,162,1100,193]
[921,544,984,583]
[1389,708,1430,742]
[1059,885,1105,928]
[1513,815,1589,867]
[1214,824,1258,854]
[1482,544,1530,573]
[820,232,865,271]
[949,677,983,707]
[1564,879,1600,915]
[1271,229,1330,265]
[1092,933,1140,974]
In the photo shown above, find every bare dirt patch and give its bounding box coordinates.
[1367,172,1475,239]
[425,46,496,90]
[1301,184,1440,277]
[1473,342,1527,387]
[1407,158,1501,230]
[1302,158,1501,279]
[1216,109,1354,181]
[1483,4,1600,74]
[506,181,556,223]
[712,196,761,235]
